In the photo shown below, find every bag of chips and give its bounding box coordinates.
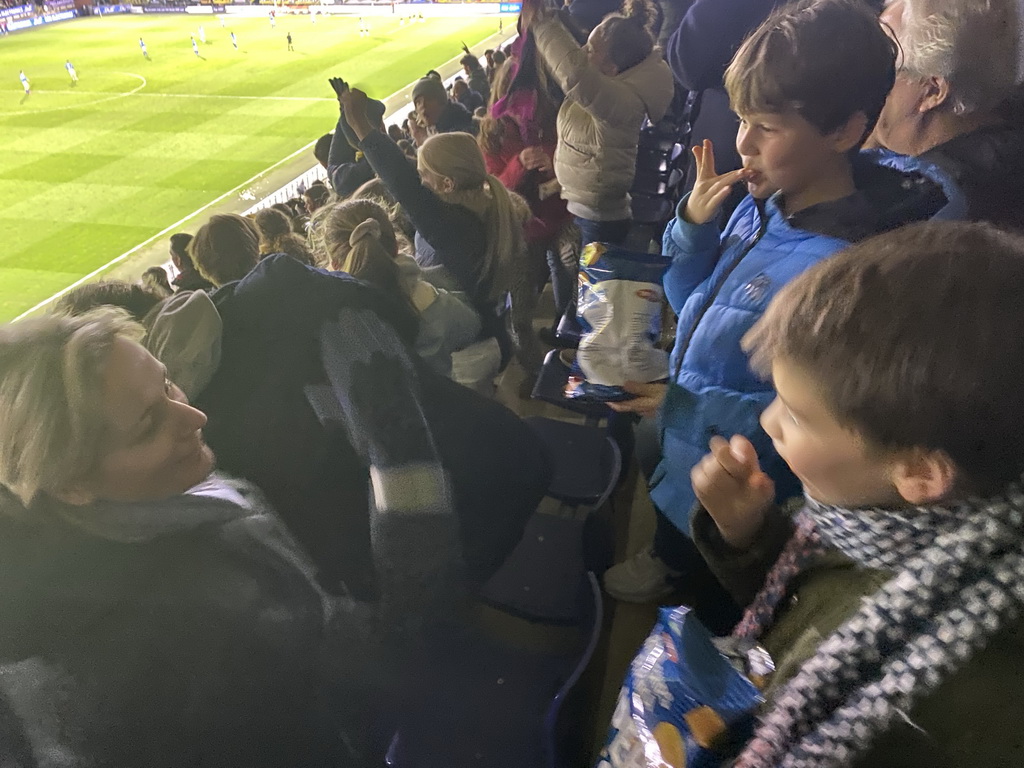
[565,243,671,402]
[597,606,767,768]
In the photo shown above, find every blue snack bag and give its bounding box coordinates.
[565,243,672,402]
[596,607,765,768]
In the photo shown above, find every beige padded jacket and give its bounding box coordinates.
[532,14,674,220]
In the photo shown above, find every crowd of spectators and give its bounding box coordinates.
[1,0,1024,765]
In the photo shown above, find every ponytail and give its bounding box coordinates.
[342,218,406,300]
[605,0,657,73]
[480,173,528,303]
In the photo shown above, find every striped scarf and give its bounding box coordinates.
[731,483,1024,768]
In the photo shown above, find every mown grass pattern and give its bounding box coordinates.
[0,13,498,320]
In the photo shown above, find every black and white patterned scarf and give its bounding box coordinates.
[733,481,1024,768]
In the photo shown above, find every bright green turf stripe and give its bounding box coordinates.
[0,14,503,320]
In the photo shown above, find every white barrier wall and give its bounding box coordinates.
[224,2,517,18]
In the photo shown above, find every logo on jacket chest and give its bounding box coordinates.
[742,274,772,304]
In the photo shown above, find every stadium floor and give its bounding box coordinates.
[0,12,503,321]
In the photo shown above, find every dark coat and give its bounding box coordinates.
[0,480,380,766]
[197,255,549,600]
[327,113,376,198]
[436,99,477,135]
[920,122,1024,232]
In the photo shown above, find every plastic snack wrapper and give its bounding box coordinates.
[565,244,672,402]
[596,606,769,768]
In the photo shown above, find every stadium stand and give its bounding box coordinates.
[3,0,1024,765]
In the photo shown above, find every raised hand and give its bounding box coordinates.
[691,435,774,549]
[683,140,751,226]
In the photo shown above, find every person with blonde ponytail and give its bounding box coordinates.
[313,198,484,376]
[523,0,674,248]
[337,84,543,372]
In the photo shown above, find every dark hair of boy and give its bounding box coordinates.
[314,132,333,168]
[304,182,331,210]
[744,220,1024,494]
[169,232,194,266]
[141,266,173,297]
[602,0,658,73]
[459,54,482,72]
[725,0,898,145]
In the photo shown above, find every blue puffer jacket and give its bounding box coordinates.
[651,150,966,532]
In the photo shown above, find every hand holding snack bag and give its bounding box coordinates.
[566,244,672,402]
[597,607,770,768]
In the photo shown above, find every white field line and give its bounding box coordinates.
[12,27,516,321]
[2,72,147,117]
[13,89,336,102]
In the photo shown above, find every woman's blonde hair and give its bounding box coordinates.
[189,213,260,287]
[418,132,526,302]
[310,199,414,304]
[253,207,314,265]
[0,310,145,507]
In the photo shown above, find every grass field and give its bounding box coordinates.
[0,12,502,321]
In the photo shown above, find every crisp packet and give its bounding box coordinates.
[565,243,671,402]
[596,606,766,768]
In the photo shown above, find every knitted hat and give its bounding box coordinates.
[411,76,447,104]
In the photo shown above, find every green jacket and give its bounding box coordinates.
[693,504,1024,767]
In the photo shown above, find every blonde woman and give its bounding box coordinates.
[312,197,484,376]
[337,83,542,372]
[0,310,382,765]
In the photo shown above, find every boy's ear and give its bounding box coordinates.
[891,449,957,505]
[831,111,870,153]
[918,75,951,113]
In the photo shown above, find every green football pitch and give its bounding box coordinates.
[0,12,502,321]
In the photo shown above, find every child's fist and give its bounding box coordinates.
[691,435,774,549]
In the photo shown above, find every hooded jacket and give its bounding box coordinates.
[532,13,675,221]
[651,150,967,532]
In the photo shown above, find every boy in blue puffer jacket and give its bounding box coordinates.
[603,0,966,619]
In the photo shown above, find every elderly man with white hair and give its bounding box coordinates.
[871,0,1024,229]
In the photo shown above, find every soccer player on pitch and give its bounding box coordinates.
[231,31,238,49]
[65,60,78,85]
[139,37,150,60]
[191,36,200,57]
[19,70,30,96]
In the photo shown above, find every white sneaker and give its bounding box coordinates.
[603,547,681,603]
